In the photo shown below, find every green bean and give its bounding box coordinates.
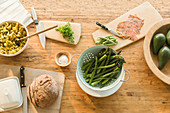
[96,36,118,46]
[103,40,117,45]
[104,43,117,46]
[89,56,98,85]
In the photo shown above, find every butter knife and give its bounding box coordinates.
[31,7,46,48]
[20,66,28,113]
[96,22,124,39]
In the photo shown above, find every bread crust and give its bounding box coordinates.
[27,74,59,108]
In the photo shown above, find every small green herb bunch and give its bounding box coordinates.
[55,22,74,43]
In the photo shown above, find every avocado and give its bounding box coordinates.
[152,33,166,54]
[158,46,170,70]
[166,30,170,46]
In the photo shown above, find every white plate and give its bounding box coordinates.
[76,71,124,97]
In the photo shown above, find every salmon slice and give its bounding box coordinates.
[116,14,144,41]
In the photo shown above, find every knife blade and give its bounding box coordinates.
[20,66,28,113]
[96,22,125,39]
[36,22,46,48]
[31,7,46,48]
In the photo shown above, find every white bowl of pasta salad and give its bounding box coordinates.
[0,20,29,57]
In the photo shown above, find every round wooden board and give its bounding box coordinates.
[144,18,170,84]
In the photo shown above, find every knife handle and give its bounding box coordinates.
[34,20,38,25]
[20,66,26,87]
[31,7,38,25]
[96,22,108,30]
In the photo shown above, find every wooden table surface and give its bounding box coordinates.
[1,0,170,113]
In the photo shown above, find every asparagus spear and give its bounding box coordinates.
[96,59,106,74]
[109,59,119,65]
[88,54,107,73]
[86,79,90,83]
[94,67,117,78]
[81,62,91,70]
[91,70,119,86]
[97,63,116,69]
[102,48,112,72]
[91,80,101,86]
[89,57,98,85]
[83,60,94,78]
[101,67,119,85]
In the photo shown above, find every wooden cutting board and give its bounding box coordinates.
[92,2,163,50]
[40,20,81,45]
[0,65,65,113]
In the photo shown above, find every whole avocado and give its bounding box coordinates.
[158,46,170,70]
[166,30,170,46]
[152,33,166,54]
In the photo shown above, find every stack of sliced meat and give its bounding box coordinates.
[117,14,144,41]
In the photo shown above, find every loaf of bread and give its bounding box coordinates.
[27,74,59,108]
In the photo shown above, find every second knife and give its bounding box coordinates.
[96,22,124,39]
[20,66,28,113]
[31,7,46,49]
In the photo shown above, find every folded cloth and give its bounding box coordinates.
[0,0,33,27]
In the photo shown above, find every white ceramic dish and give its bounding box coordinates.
[76,71,124,97]
[0,20,29,57]
[0,76,23,112]
[55,51,71,67]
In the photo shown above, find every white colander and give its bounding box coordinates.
[71,45,130,92]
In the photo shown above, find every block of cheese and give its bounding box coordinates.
[40,20,81,45]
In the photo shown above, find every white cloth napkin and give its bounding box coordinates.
[0,0,33,27]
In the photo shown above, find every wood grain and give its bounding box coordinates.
[0,0,170,113]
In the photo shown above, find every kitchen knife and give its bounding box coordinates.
[31,7,46,48]
[20,66,28,113]
[96,22,125,39]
